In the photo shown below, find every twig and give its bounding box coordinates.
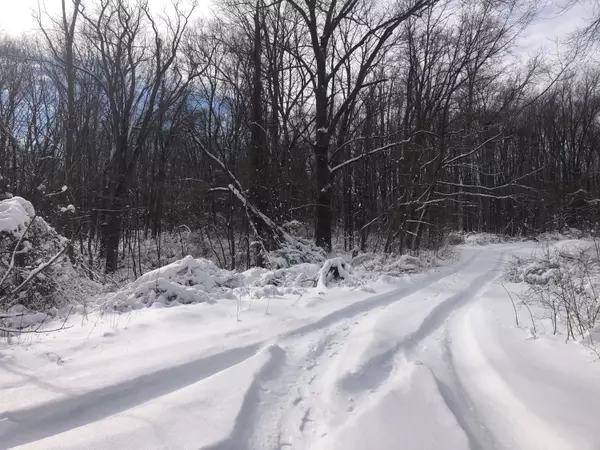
[0,214,37,291]
[2,245,68,308]
[502,284,520,327]
[517,292,537,337]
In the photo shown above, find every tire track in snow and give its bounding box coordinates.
[326,251,507,450]
[338,251,505,396]
[218,317,360,449]
[281,250,481,341]
[450,302,575,450]
[200,344,287,450]
[0,344,262,450]
[205,252,488,449]
[427,337,502,450]
[2,250,487,449]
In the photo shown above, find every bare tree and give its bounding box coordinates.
[78,0,197,272]
[283,0,438,251]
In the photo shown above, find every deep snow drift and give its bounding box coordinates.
[2,241,600,450]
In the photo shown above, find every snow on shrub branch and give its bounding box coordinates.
[0,195,99,332]
[0,196,35,237]
[506,241,600,343]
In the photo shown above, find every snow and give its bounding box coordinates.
[0,196,35,236]
[318,363,471,450]
[451,285,600,450]
[463,232,517,246]
[58,205,75,214]
[97,255,242,309]
[2,242,600,449]
[317,257,352,289]
[94,252,413,312]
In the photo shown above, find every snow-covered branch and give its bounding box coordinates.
[2,245,68,307]
[441,133,503,167]
[0,214,36,291]
[330,138,411,174]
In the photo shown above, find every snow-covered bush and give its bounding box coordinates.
[98,255,244,309]
[536,228,587,242]
[99,253,353,310]
[506,242,600,341]
[267,238,326,269]
[446,232,465,245]
[101,247,439,311]
[282,220,308,236]
[464,232,517,246]
[245,263,315,289]
[0,196,98,319]
[0,196,35,235]
[1,197,66,310]
[351,251,439,277]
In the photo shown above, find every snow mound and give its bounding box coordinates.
[505,241,600,342]
[0,196,35,236]
[92,244,446,313]
[244,263,317,291]
[98,256,243,309]
[97,252,385,311]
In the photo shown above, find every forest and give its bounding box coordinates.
[0,0,599,274]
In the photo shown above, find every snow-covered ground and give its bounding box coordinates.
[2,242,600,449]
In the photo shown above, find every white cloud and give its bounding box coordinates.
[516,1,592,56]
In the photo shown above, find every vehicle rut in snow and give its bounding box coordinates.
[202,250,503,450]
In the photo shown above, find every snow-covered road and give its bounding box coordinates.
[2,244,600,449]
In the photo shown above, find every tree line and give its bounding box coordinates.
[0,0,598,273]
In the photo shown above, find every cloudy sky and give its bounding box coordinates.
[517,1,593,54]
[0,0,593,57]
[0,0,212,35]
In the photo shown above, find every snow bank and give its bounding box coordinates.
[98,256,244,309]
[96,248,442,312]
[0,194,102,323]
[505,242,594,285]
[451,230,589,247]
[537,228,587,242]
[98,254,356,310]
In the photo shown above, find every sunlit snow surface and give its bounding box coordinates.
[2,242,600,450]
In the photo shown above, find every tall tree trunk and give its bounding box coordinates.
[250,1,270,265]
